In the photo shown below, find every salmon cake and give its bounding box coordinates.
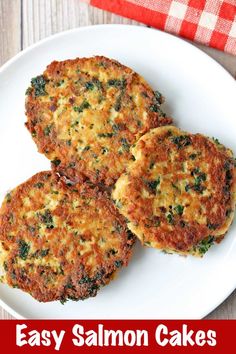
[25,56,172,186]
[112,126,236,256]
[0,172,135,302]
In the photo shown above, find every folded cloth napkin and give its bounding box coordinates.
[84,0,236,55]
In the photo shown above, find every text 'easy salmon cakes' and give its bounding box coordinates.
[0,172,135,302]
[112,126,236,257]
[25,56,172,186]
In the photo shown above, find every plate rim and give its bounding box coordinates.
[0,23,235,83]
[0,24,235,319]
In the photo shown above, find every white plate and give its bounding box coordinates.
[0,25,235,319]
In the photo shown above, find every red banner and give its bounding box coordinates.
[0,320,235,353]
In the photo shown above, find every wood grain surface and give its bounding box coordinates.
[0,0,235,319]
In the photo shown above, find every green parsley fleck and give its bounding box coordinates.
[145,177,160,192]
[40,249,49,257]
[212,137,221,145]
[154,90,163,104]
[28,226,36,233]
[195,236,214,255]
[51,158,61,167]
[120,138,130,152]
[43,125,52,136]
[19,240,30,260]
[149,161,155,169]
[172,135,191,149]
[6,193,11,203]
[74,100,90,113]
[25,87,32,95]
[172,182,179,191]
[207,222,218,230]
[166,213,174,224]
[112,123,122,132]
[31,75,48,97]
[79,276,91,284]
[107,248,118,257]
[85,81,94,90]
[65,282,74,289]
[114,260,123,268]
[189,153,197,160]
[56,79,64,87]
[98,132,114,138]
[149,104,161,113]
[39,210,54,229]
[174,205,184,215]
[34,182,44,189]
[60,298,67,305]
[108,79,126,89]
[114,96,122,112]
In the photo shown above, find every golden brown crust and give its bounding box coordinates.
[112,126,236,256]
[0,171,135,302]
[25,56,172,186]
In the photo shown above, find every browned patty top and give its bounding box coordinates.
[113,126,236,256]
[0,171,135,302]
[25,56,172,186]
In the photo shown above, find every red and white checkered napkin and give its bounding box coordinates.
[84,0,236,55]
